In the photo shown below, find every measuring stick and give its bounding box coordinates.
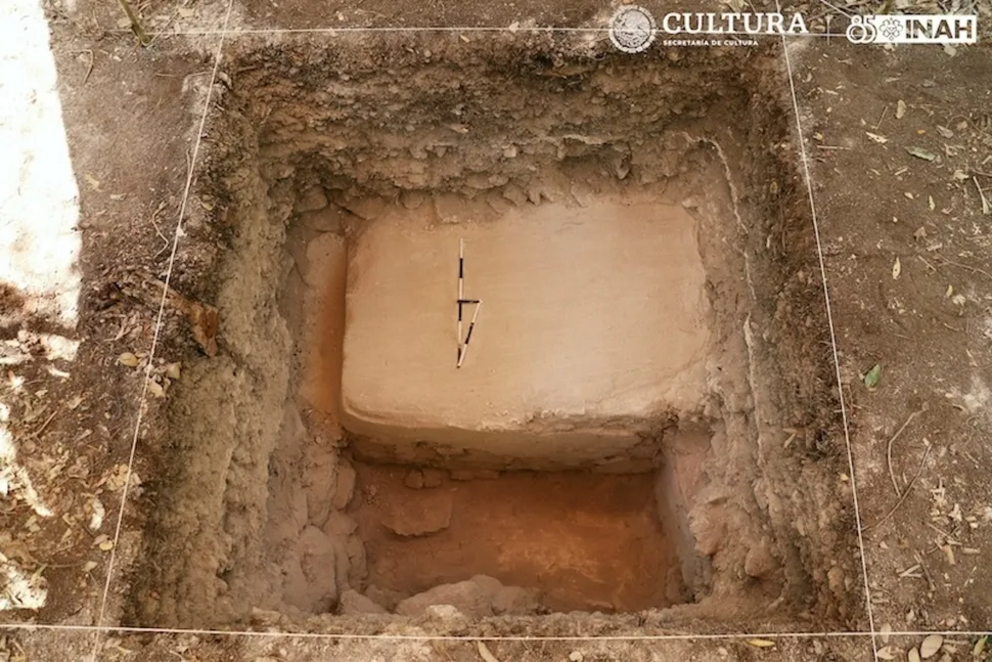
[457,239,465,356]
[456,300,482,369]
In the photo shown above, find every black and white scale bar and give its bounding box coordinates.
[457,239,465,355]
[456,299,482,369]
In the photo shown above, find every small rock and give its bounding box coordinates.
[400,190,426,209]
[381,491,452,537]
[338,589,387,615]
[744,540,776,578]
[332,460,356,510]
[395,579,492,617]
[404,470,425,489]
[501,183,528,207]
[493,585,540,615]
[305,446,338,527]
[365,584,406,611]
[249,607,285,626]
[344,534,368,588]
[420,603,469,627]
[525,182,543,205]
[295,186,329,213]
[421,468,444,488]
[339,196,387,221]
[298,207,344,234]
[827,566,845,594]
[471,574,502,593]
[691,504,726,556]
[323,510,358,538]
[569,653,584,662]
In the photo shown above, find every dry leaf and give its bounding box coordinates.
[84,173,101,191]
[908,646,921,662]
[919,634,943,659]
[896,99,906,119]
[974,637,988,657]
[866,132,889,144]
[875,646,896,660]
[880,622,892,644]
[746,639,776,648]
[863,364,881,389]
[508,21,520,33]
[104,464,130,491]
[953,169,968,181]
[118,352,140,367]
[892,257,901,280]
[187,302,219,357]
[82,561,98,573]
[165,363,181,381]
[936,125,954,138]
[477,642,500,662]
[906,146,937,161]
[928,195,935,211]
[88,497,105,532]
[147,378,165,399]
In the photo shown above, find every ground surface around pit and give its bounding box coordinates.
[1,0,990,660]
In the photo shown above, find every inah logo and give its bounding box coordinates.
[609,5,657,53]
[846,14,978,44]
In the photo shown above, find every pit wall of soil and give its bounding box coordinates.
[124,34,861,635]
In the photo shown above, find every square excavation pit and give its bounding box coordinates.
[128,38,864,636]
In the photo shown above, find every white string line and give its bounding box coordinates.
[774,7,879,662]
[89,0,236,651]
[113,26,856,37]
[77,7,942,654]
[2,622,989,640]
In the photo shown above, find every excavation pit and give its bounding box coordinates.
[129,37,861,636]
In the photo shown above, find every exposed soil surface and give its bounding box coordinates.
[117,34,860,638]
[790,37,992,634]
[1,0,990,659]
[350,465,684,613]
